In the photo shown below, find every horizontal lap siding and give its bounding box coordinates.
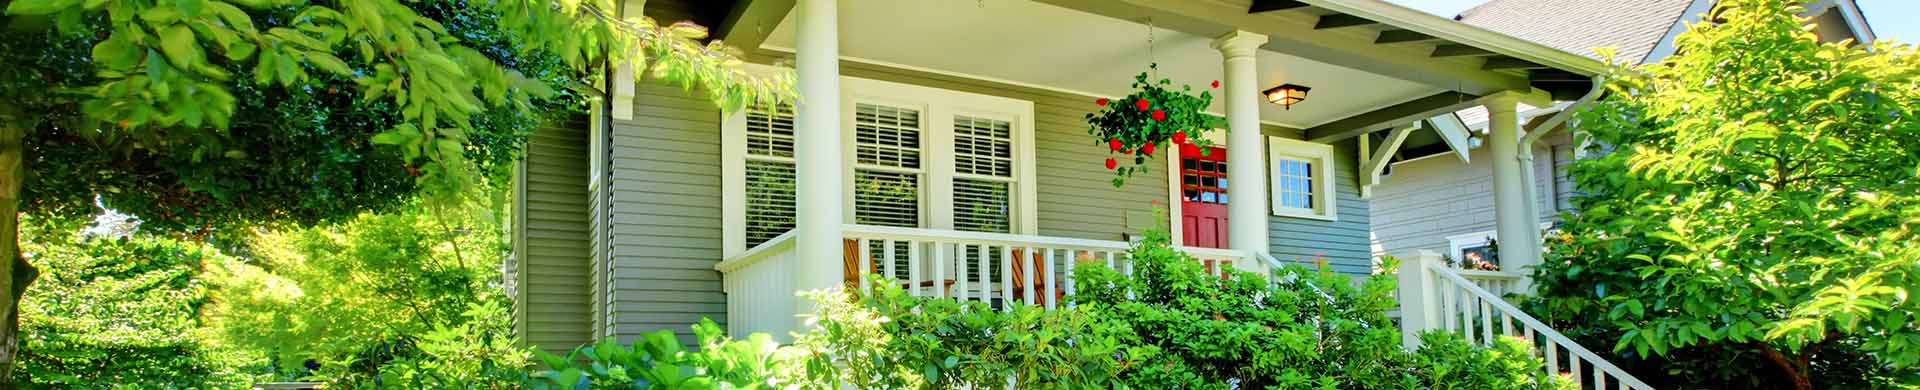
[832,62,1170,242]
[514,120,593,354]
[607,80,727,345]
[1268,138,1374,276]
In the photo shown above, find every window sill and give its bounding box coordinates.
[1272,208,1337,222]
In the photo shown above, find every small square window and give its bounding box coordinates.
[1268,137,1336,221]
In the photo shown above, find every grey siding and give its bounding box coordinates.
[511,120,594,353]
[605,80,727,344]
[1266,137,1375,276]
[1370,135,1564,259]
[827,61,1171,242]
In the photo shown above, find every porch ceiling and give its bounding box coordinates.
[755,0,1447,130]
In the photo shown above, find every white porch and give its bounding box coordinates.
[697,0,1632,385]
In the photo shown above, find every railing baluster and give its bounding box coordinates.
[1021,247,1037,305]
[883,239,898,286]
[1570,355,1583,385]
[1042,249,1058,310]
[1502,312,1515,337]
[1123,253,1135,300]
[1546,342,1560,377]
[859,238,873,293]
[932,241,947,299]
[956,244,970,303]
[1063,250,1077,308]
[978,245,991,305]
[1597,369,1608,389]
[1460,288,1475,345]
[908,242,923,297]
[1442,279,1458,335]
[1481,298,1494,344]
[1000,245,1014,312]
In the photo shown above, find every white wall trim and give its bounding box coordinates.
[1268,136,1337,221]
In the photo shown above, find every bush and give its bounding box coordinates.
[18,223,264,388]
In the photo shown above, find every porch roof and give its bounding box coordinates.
[710,0,1607,143]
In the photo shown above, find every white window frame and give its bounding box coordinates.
[1267,136,1337,221]
[1445,222,1557,266]
[720,67,1037,256]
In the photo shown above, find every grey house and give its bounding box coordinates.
[1369,0,1877,264]
[501,1,1687,383]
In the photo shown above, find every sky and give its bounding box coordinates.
[1385,0,1916,44]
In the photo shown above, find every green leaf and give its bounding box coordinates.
[159,24,201,69]
[5,0,81,15]
[92,34,141,70]
[174,0,204,17]
[306,52,352,76]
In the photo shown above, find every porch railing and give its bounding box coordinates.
[1397,250,1653,390]
[715,224,1256,337]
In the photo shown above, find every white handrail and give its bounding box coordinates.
[714,230,797,273]
[1401,250,1654,390]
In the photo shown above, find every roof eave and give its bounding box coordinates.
[1306,0,1611,77]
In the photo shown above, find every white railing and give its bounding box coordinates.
[1398,250,1653,390]
[716,224,1257,337]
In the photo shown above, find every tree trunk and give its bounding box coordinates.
[0,125,38,388]
[1755,342,1814,390]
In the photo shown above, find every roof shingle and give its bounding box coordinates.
[1455,0,1698,64]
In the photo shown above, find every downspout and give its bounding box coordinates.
[1517,76,1605,232]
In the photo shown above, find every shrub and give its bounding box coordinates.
[18,223,264,388]
[529,318,793,389]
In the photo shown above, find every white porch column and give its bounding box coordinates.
[793,0,843,301]
[1211,31,1270,254]
[1486,92,1543,282]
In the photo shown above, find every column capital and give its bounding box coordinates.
[1483,88,1551,109]
[1209,30,1269,59]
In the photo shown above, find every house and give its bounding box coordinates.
[1369,0,1877,265]
[501,0,1631,376]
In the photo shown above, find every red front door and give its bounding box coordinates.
[1180,146,1229,249]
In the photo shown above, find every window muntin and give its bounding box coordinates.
[1268,137,1337,220]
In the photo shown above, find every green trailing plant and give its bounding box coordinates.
[1086,63,1218,187]
[1525,0,1920,388]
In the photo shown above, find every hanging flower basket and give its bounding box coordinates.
[1086,64,1219,187]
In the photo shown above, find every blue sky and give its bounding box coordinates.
[1387,0,1915,44]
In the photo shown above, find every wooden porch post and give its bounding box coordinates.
[1211,30,1270,255]
[793,0,844,331]
[1485,92,1542,291]
[1397,250,1443,350]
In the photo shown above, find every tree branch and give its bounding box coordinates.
[1753,342,1813,390]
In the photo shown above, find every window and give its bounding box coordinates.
[1268,137,1337,220]
[741,102,798,248]
[722,72,1036,255]
[1446,231,1499,271]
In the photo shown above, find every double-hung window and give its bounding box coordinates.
[1268,137,1338,221]
[723,73,1035,255]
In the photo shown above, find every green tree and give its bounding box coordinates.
[200,198,506,382]
[1528,1,1920,388]
[0,0,789,381]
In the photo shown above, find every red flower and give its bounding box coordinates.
[1122,147,1132,155]
[1141,142,1156,155]
[1096,98,1109,106]
[1135,98,1150,111]
[1172,131,1188,144]
[1108,138,1123,151]
[1151,109,1167,121]
[1211,80,1221,89]
[1181,142,1200,156]
[1104,158,1118,170]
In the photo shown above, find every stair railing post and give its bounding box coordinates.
[1398,250,1444,350]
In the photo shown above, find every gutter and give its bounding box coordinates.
[1516,76,1606,225]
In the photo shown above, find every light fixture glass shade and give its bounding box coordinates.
[1264,84,1311,109]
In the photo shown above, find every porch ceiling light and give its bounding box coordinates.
[1264,84,1311,110]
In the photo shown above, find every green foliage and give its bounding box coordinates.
[342,301,532,389]
[795,278,1129,389]
[17,222,263,388]
[1085,63,1218,187]
[2,0,571,235]
[531,318,792,390]
[1527,0,1920,388]
[201,199,507,382]
[1413,332,1576,390]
